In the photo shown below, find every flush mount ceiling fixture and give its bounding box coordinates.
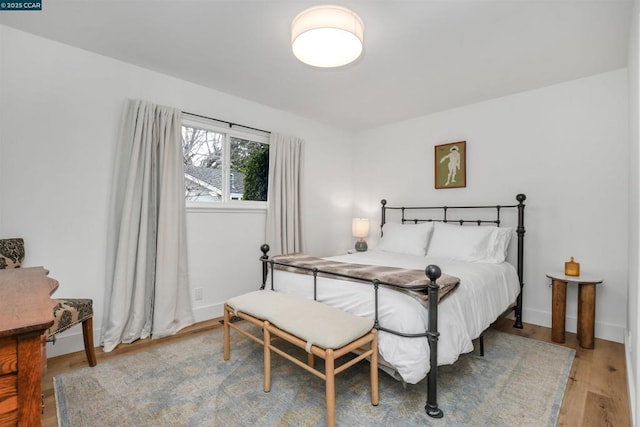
[291,5,364,68]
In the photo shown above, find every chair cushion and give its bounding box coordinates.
[47,298,93,337]
[227,291,374,350]
[0,238,25,269]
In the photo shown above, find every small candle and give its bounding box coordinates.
[565,257,580,277]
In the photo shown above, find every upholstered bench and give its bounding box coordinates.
[224,290,378,427]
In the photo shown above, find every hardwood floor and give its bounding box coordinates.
[43,318,631,426]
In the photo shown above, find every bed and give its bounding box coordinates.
[258,194,526,418]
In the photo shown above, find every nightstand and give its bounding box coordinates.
[546,272,603,349]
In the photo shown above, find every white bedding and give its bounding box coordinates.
[269,250,520,384]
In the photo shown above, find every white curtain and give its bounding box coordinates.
[102,99,194,352]
[265,133,304,255]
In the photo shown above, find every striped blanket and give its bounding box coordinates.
[271,254,460,306]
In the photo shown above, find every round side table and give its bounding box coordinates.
[546,272,603,349]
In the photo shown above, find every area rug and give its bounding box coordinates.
[54,324,574,426]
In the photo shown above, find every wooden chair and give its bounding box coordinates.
[0,238,97,367]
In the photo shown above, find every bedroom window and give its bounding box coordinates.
[182,118,269,206]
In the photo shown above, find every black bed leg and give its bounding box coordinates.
[513,293,524,329]
[259,244,270,290]
[479,335,484,357]
[425,361,443,418]
[514,310,523,329]
[425,265,444,419]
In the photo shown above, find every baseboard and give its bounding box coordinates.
[192,302,224,322]
[46,303,226,359]
[47,328,100,358]
[625,330,637,426]
[522,307,625,343]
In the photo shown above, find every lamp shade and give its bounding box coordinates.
[352,218,370,238]
[291,5,364,68]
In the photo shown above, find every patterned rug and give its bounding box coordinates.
[54,324,574,426]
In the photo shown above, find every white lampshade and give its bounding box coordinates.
[352,218,370,238]
[291,5,364,68]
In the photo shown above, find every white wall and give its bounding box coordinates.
[353,69,629,344]
[627,0,640,423]
[0,26,354,357]
[0,23,631,360]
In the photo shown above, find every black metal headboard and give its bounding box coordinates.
[380,193,526,328]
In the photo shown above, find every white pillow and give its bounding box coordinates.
[376,222,434,256]
[487,227,513,263]
[427,222,497,262]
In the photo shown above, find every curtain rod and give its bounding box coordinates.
[183,111,271,135]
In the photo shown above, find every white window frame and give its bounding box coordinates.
[182,115,269,213]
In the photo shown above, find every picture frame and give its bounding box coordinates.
[434,141,466,189]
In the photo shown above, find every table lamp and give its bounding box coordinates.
[352,218,370,252]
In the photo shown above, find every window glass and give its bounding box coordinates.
[183,126,224,202]
[182,121,269,203]
[230,137,269,201]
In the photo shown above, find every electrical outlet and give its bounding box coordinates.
[194,287,203,301]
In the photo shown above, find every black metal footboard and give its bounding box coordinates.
[259,244,444,418]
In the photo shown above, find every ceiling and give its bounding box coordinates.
[0,0,632,131]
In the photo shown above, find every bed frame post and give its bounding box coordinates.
[513,194,526,329]
[260,244,270,290]
[380,199,387,235]
[425,264,443,419]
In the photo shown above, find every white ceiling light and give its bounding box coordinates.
[291,5,364,68]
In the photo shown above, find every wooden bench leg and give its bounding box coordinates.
[308,352,315,368]
[81,317,97,367]
[264,321,271,393]
[223,305,231,361]
[325,349,335,427]
[370,330,379,406]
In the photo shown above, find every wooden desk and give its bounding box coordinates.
[0,267,58,426]
[546,272,603,349]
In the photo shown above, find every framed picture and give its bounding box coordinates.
[435,141,466,189]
